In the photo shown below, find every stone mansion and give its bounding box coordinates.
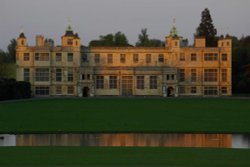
[16,25,232,97]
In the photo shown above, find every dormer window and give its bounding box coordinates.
[67,39,73,45]
[21,40,24,45]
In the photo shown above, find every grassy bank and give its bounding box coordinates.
[0,147,250,167]
[0,98,250,133]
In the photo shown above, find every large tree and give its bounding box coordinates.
[7,39,17,62]
[136,28,150,47]
[196,8,217,47]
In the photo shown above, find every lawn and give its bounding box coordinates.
[0,147,250,167]
[0,98,250,133]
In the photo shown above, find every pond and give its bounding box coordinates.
[1,133,250,149]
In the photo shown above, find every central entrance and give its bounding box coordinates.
[122,76,133,96]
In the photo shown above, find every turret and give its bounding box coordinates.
[165,25,181,48]
[61,25,81,47]
[17,32,27,46]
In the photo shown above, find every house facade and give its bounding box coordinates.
[16,26,232,97]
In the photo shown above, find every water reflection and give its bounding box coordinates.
[1,133,250,149]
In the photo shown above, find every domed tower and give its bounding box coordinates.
[17,32,27,47]
[61,25,81,49]
[165,21,182,48]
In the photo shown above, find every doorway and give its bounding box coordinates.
[82,87,90,97]
[167,87,174,97]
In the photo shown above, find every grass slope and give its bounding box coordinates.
[0,98,250,133]
[0,147,250,167]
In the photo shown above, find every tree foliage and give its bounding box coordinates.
[7,39,17,62]
[196,8,217,47]
[136,28,164,47]
[89,32,130,47]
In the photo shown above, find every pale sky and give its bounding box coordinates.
[0,0,250,50]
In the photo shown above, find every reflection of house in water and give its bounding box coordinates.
[16,25,232,97]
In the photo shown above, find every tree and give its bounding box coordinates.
[45,38,54,47]
[89,32,130,47]
[196,8,217,47]
[7,39,17,62]
[149,39,165,47]
[136,28,150,47]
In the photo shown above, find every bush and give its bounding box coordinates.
[0,78,31,100]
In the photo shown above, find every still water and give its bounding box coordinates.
[0,133,250,149]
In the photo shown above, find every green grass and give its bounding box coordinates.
[0,147,250,167]
[1,98,250,133]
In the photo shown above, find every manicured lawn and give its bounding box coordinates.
[0,147,250,167]
[0,98,250,133]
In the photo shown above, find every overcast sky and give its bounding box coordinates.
[1,0,250,49]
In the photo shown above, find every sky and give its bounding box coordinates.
[0,0,250,50]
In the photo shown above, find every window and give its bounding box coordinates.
[56,53,62,61]
[133,54,139,63]
[67,53,73,62]
[171,74,175,80]
[95,54,100,64]
[166,74,170,81]
[179,69,185,82]
[146,54,151,64]
[166,74,175,81]
[221,87,228,94]
[222,69,227,82]
[56,86,62,95]
[107,54,113,64]
[24,53,30,61]
[204,86,218,95]
[87,74,90,80]
[191,87,197,94]
[35,68,49,81]
[120,54,126,63]
[204,53,218,61]
[35,53,49,61]
[109,76,117,89]
[150,76,157,89]
[35,86,49,95]
[191,69,197,82]
[180,53,185,61]
[136,76,144,89]
[67,39,73,45]
[82,74,85,80]
[158,54,164,63]
[191,53,197,61]
[56,69,62,82]
[82,53,88,62]
[67,69,73,82]
[204,69,218,82]
[222,54,227,61]
[23,68,30,82]
[179,86,185,94]
[67,86,74,94]
[96,76,104,89]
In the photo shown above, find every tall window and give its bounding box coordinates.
[120,54,126,63]
[96,76,104,89]
[221,87,228,94]
[150,76,157,89]
[107,54,113,64]
[136,76,144,89]
[56,69,62,82]
[179,86,185,94]
[35,53,49,61]
[67,53,73,62]
[191,53,197,61]
[191,69,197,82]
[56,86,62,95]
[158,54,164,63]
[204,69,218,82]
[56,53,62,61]
[204,53,218,61]
[35,68,49,81]
[179,69,185,82]
[24,53,30,61]
[23,68,30,82]
[146,54,151,64]
[204,86,218,95]
[109,76,117,89]
[180,53,185,61]
[67,86,74,94]
[133,54,139,63]
[35,87,49,95]
[67,69,73,82]
[82,53,88,62]
[222,53,227,61]
[191,87,197,94]
[222,69,227,82]
[95,54,100,64]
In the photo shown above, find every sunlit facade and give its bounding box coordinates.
[16,26,232,97]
